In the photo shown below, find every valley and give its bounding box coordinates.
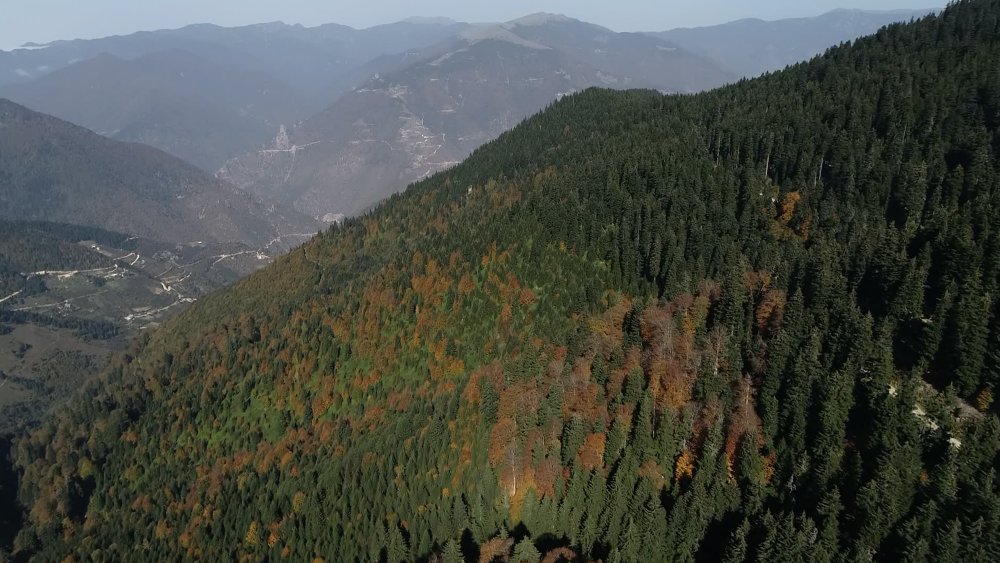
[0,221,311,432]
[0,98,322,434]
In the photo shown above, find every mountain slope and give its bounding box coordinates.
[655,8,936,78]
[0,50,308,170]
[8,1,1000,561]
[0,100,319,247]
[220,36,618,219]
[220,15,734,219]
[0,221,275,432]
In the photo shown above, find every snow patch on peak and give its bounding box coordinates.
[459,26,550,50]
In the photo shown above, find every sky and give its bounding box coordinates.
[2,0,944,51]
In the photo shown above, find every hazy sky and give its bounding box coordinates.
[3,0,943,51]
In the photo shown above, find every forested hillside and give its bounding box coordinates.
[7,1,1000,561]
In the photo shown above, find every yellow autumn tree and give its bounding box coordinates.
[245,521,259,547]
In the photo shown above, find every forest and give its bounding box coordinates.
[4,1,1000,561]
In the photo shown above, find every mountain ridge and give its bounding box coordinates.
[0,19,472,169]
[0,50,308,170]
[0,19,470,87]
[654,7,938,77]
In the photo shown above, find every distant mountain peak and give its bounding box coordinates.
[401,16,457,26]
[507,13,574,27]
[459,25,550,50]
[456,13,588,50]
[241,21,292,31]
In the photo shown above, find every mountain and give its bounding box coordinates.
[219,14,733,219]
[506,13,733,92]
[0,99,319,247]
[7,1,1000,561]
[0,50,308,171]
[0,20,470,169]
[655,8,937,78]
[0,20,470,97]
[0,51,303,170]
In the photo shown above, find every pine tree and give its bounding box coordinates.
[385,522,409,563]
[931,519,962,563]
[720,518,750,563]
[777,332,821,486]
[936,274,990,396]
[512,537,541,563]
[441,539,464,563]
[959,517,990,563]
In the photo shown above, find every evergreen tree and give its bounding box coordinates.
[441,539,464,563]
[512,537,541,563]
